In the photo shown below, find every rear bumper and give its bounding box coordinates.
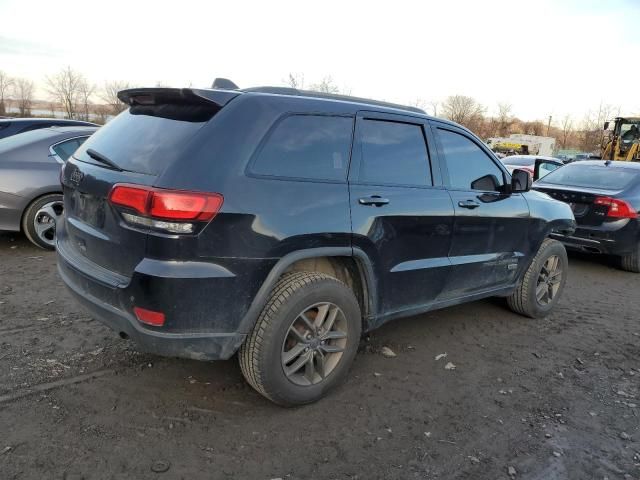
[551,219,638,256]
[56,238,274,360]
[60,266,245,360]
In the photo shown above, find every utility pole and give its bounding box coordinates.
[546,115,552,136]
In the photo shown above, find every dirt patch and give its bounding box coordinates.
[1,231,639,479]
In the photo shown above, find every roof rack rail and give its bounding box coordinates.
[240,86,425,114]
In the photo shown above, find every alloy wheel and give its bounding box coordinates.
[33,200,63,247]
[281,302,348,386]
[536,255,562,305]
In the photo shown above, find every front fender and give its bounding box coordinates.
[524,189,576,244]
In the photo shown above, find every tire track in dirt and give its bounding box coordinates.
[0,369,114,404]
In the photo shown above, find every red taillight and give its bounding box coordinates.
[109,185,151,214]
[594,196,638,219]
[150,191,223,221]
[108,184,223,228]
[133,307,165,327]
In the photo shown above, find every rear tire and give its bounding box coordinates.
[239,271,361,406]
[620,242,640,273]
[507,239,568,318]
[21,194,64,250]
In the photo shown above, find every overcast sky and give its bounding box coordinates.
[1,0,639,123]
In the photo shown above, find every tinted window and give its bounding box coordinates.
[359,119,431,186]
[52,137,88,161]
[438,129,504,191]
[75,107,213,175]
[252,115,353,181]
[539,164,640,190]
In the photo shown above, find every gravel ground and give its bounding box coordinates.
[1,231,639,480]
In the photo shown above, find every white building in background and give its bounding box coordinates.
[486,134,556,156]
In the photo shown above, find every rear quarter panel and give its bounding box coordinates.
[147,95,355,330]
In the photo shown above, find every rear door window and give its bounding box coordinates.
[358,119,431,186]
[437,128,505,191]
[251,115,353,181]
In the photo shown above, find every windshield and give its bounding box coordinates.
[620,122,640,141]
[74,105,215,175]
[539,164,640,190]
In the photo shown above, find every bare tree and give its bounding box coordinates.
[441,95,485,132]
[14,78,34,117]
[410,97,427,112]
[520,120,545,136]
[0,70,13,116]
[285,73,305,89]
[428,100,439,117]
[78,80,95,121]
[100,80,131,116]
[581,102,619,153]
[93,104,109,124]
[560,115,573,149]
[46,66,85,119]
[496,102,513,137]
[309,76,340,94]
[485,115,499,137]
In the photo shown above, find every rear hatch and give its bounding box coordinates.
[533,163,640,227]
[59,88,238,279]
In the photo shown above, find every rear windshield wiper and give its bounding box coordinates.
[86,148,122,171]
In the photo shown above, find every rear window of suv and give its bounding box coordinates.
[251,115,354,181]
[74,106,211,175]
[539,164,640,190]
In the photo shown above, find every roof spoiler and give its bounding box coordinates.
[117,88,240,108]
[211,78,239,90]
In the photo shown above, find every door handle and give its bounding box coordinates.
[359,195,390,207]
[458,200,480,209]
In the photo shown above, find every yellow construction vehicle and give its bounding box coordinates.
[491,141,530,155]
[602,117,640,161]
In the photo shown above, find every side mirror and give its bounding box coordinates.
[471,174,500,191]
[511,169,532,192]
[604,121,610,130]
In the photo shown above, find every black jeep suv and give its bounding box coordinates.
[57,85,575,405]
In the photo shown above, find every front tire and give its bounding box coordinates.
[239,271,362,406]
[21,194,64,250]
[507,239,568,318]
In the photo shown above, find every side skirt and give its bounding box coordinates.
[365,284,518,332]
